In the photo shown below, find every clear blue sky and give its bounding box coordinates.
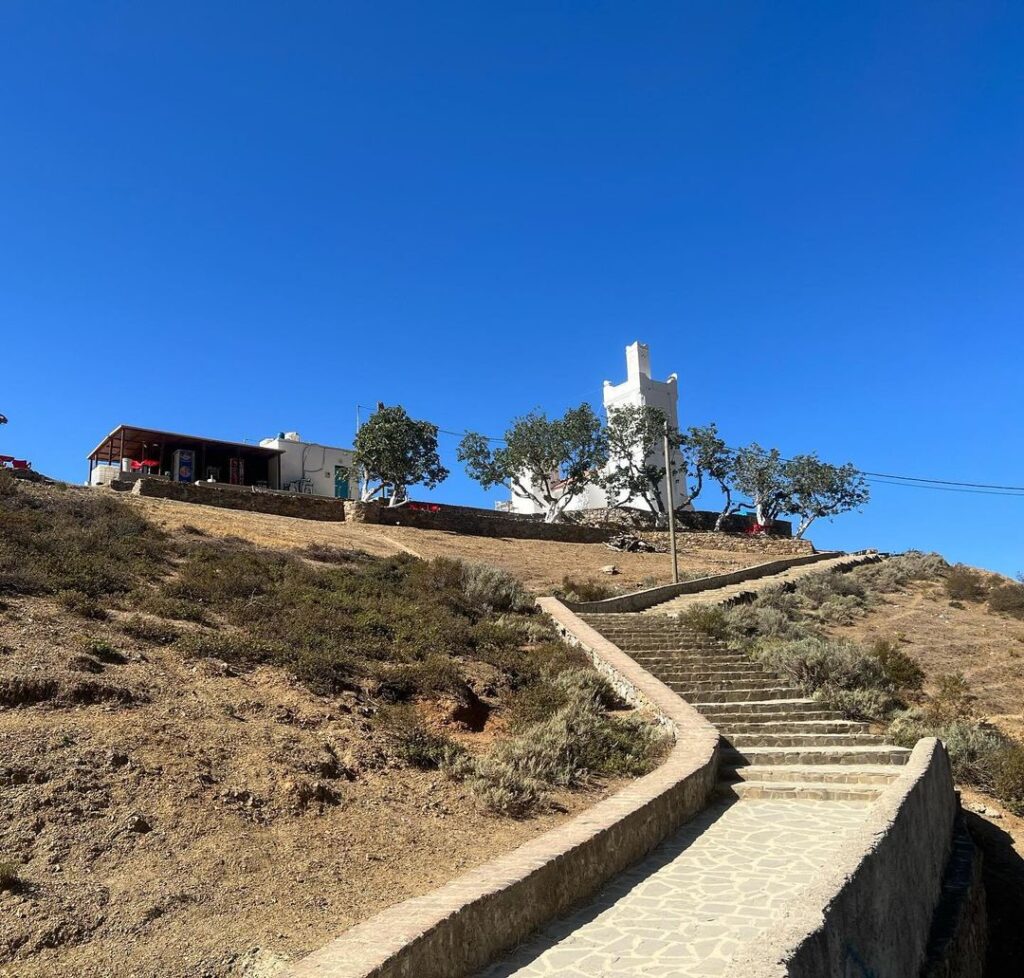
[2,2,1023,573]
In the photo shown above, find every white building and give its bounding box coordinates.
[506,341,688,516]
[258,432,358,499]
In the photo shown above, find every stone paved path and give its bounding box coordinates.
[478,798,871,978]
[643,552,879,617]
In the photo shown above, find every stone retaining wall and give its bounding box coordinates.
[564,550,849,614]
[281,597,720,978]
[734,737,958,978]
[344,500,611,543]
[639,530,814,557]
[131,478,347,521]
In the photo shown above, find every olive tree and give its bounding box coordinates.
[782,454,870,539]
[352,405,448,506]
[600,404,680,516]
[458,404,607,523]
[731,443,788,527]
[684,423,738,530]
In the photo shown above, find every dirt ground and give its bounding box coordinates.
[828,578,1024,739]
[125,495,769,594]
[0,592,621,978]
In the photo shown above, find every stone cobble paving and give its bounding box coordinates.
[478,798,870,978]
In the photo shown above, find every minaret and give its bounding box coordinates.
[602,341,687,511]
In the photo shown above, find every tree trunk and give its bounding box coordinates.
[795,515,814,539]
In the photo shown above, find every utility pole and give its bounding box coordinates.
[663,425,679,584]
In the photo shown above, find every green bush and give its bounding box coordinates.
[815,686,896,721]
[994,743,1024,815]
[723,604,803,641]
[0,861,21,892]
[925,672,975,723]
[945,565,986,602]
[871,638,924,692]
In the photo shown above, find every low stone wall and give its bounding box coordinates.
[922,814,987,978]
[344,500,611,543]
[639,529,815,557]
[281,597,720,978]
[733,737,958,978]
[565,550,850,614]
[131,478,347,522]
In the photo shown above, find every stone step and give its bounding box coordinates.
[725,732,886,749]
[716,720,872,736]
[694,698,833,718]
[631,654,752,666]
[652,670,773,683]
[720,764,903,786]
[715,781,883,802]
[666,676,801,693]
[722,745,912,767]
[670,685,805,703]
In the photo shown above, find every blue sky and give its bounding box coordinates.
[2,2,1023,573]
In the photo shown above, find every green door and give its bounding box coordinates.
[334,465,349,499]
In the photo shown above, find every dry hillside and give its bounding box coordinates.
[0,480,674,978]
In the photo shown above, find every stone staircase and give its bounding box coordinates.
[578,612,910,802]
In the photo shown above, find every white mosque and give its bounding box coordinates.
[506,341,689,516]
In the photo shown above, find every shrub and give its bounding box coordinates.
[945,565,986,602]
[459,562,533,613]
[300,543,365,565]
[854,551,948,593]
[816,686,896,721]
[889,713,1006,790]
[723,604,803,641]
[374,656,466,703]
[120,615,181,645]
[871,638,924,692]
[0,483,166,598]
[678,604,729,639]
[988,582,1024,619]
[560,576,615,603]
[135,592,207,623]
[377,704,463,769]
[994,743,1024,815]
[753,637,887,694]
[56,589,108,620]
[815,595,864,625]
[925,673,974,723]
[0,861,21,892]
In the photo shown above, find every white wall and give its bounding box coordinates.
[259,437,357,499]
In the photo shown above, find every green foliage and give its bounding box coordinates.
[870,638,924,692]
[684,423,736,525]
[925,672,975,723]
[731,443,787,526]
[752,637,902,719]
[352,404,449,505]
[781,454,869,539]
[600,404,675,514]
[945,564,986,602]
[458,404,607,522]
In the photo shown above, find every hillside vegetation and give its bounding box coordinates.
[0,476,664,978]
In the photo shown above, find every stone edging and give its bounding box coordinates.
[280,598,719,978]
[564,550,848,613]
[732,736,957,978]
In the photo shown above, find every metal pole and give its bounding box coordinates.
[663,427,679,584]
